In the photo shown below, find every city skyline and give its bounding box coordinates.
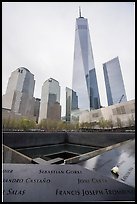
[2,2,135,116]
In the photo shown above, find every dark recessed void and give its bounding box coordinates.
[41,151,79,161]
[3,131,135,164]
[15,144,97,161]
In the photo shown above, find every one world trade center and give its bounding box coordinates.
[72,8,101,117]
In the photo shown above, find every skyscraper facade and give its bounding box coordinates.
[34,98,41,123]
[103,56,127,106]
[72,9,100,116]
[2,67,35,117]
[38,78,61,123]
[66,87,78,122]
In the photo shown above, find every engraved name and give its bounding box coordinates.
[120,167,134,181]
[3,178,50,183]
[3,169,13,173]
[78,178,107,184]
[39,169,82,174]
[3,188,26,196]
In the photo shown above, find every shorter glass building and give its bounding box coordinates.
[103,57,127,106]
[66,87,78,122]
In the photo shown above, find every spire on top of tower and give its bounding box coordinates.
[79,6,82,18]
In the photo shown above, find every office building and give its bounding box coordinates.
[38,78,61,123]
[79,99,135,128]
[72,8,100,116]
[66,87,78,122]
[103,57,127,106]
[34,98,41,123]
[2,67,35,117]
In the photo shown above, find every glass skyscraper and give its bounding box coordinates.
[103,56,127,106]
[72,9,100,116]
[66,87,78,122]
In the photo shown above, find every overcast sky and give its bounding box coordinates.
[2,2,135,116]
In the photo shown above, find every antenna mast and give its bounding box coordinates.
[79,6,82,17]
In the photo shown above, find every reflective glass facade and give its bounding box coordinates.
[66,87,78,122]
[103,57,127,106]
[72,15,100,115]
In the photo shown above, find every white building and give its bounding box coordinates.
[2,67,35,117]
[79,99,135,127]
[38,78,61,123]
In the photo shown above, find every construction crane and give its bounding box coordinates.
[118,94,124,103]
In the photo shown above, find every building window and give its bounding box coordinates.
[117,106,126,114]
[131,109,135,113]
[92,113,99,118]
[112,108,117,115]
[112,106,126,115]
